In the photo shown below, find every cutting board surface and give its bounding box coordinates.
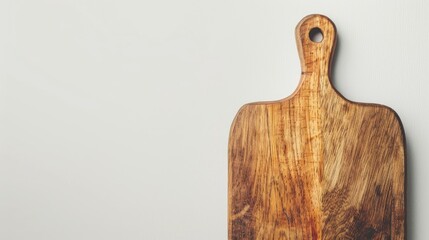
[228,15,405,239]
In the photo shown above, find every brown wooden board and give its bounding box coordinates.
[228,14,405,239]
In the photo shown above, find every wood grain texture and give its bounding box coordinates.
[228,14,405,239]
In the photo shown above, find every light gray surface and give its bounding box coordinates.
[0,0,427,239]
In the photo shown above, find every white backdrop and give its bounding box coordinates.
[0,0,427,239]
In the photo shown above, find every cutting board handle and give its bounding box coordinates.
[295,14,337,77]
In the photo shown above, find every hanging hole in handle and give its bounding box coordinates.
[309,27,323,43]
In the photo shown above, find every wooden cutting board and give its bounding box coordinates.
[228,14,405,239]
